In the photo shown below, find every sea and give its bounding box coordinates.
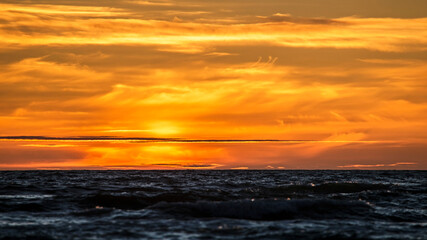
[0,170,426,239]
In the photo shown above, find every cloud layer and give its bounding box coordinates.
[1,0,426,169]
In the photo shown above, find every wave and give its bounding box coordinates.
[0,183,392,213]
[81,194,150,210]
[0,202,46,212]
[80,192,204,210]
[0,234,55,240]
[72,207,114,217]
[272,182,390,194]
[150,199,373,220]
[78,183,389,210]
[0,194,54,199]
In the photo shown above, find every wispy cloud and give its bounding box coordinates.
[20,144,78,148]
[0,3,127,17]
[126,0,174,6]
[257,13,346,25]
[151,163,222,168]
[1,3,426,53]
[231,167,249,170]
[338,162,417,168]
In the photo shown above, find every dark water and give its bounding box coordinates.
[0,170,426,240]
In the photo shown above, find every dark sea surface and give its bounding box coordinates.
[0,170,426,240]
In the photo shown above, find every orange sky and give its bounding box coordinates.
[1,0,426,169]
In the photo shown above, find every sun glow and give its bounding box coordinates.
[148,123,181,136]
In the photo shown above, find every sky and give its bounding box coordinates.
[0,0,426,170]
